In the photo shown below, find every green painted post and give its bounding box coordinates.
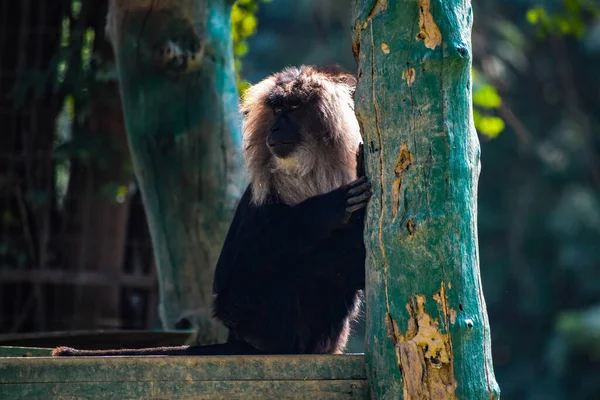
[351,0,500,398]
[106,0,244,341]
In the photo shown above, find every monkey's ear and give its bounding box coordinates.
[336,73,357,89]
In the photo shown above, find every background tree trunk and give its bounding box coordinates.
[352,0,500,398]
[106,0,245,343]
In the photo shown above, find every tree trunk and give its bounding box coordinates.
[351,0,500,398]
[106,0,245,342]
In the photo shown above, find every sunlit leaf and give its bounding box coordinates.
[234,42,249,57]
[555,15,572,34]
[116,185,129,203]
[60,18,70,48]
[475,114,505,138]
[526,8,542,24]
[473,85,502,109]
[238,80,252,97]
[241,14,257,36]
[231,5,245,23]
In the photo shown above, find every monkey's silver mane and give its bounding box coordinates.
[239,65,362,206]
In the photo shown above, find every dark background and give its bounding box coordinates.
[1,0,599,398]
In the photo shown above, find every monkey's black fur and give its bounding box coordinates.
[210,146,369,355]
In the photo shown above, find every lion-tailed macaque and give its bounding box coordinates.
[53,65,371,357]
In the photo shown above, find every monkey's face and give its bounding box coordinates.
[266,97,325,162]
[267,101,302,159]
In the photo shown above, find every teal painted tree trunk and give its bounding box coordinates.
[351,0,500,398]
[106,0,244,342]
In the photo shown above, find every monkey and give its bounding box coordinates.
[52,65,371,357]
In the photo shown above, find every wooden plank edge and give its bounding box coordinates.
[0,346,52,357]
[0,379,369,399]
[0,354,367,383]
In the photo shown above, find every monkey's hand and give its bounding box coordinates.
[295,175,371,231]
[344,176,371,215]
[328,176,371,227]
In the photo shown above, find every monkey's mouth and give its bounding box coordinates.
[268,142,297,159]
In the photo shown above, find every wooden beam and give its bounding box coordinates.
[0,380,368,399]
[0,354,368,399]
[0,269,156,289]
[0,354,366,382]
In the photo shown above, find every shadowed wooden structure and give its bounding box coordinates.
[0,351,368,399]
[0,0,499,399]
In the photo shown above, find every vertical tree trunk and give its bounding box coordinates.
[352,0,500,398]
[106,0,244,342]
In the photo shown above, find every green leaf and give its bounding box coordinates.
[473,85,502,109]
[234,42,249,57]
[526,8,541,24]
[475,114,505,138]
[240,14,257,36]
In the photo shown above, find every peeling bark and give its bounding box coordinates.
[416,0,442,50]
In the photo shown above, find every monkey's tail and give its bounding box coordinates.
[52,341,264,357]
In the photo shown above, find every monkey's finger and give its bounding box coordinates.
[348,176,367,187]
[347,191,372,205]
[346,202,369,213]
[347,181,371,196]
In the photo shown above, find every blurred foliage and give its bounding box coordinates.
[473,70,505,139]
[474,0,600,140]
[51,0,132,205]
[557,305,600,353]
[527,0,600,39]
[231,0,271,95]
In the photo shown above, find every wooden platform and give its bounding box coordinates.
[0,347,368,399]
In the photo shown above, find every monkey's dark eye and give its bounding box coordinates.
[290,104,300,111]
[274,107,282,114]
